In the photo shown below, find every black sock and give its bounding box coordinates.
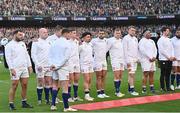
[101,89,105,94]
[97,90,101,95]
[73,84,78,98]
[171,73,175,85]
[62,93,69,109]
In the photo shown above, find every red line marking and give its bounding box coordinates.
[71,93,180,111]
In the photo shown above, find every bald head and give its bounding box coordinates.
[39,28,48,39]
[143,30,151,39]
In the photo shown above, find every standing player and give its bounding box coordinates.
[157,27,175,92]
[31,28,52,104]
[139,30,157,94]
[123,26,139,96]
[47,26,62,104]
[91,30,109,98]
[68,29,83,102]
[79,32,94,101]
[5,30,33,110]
[170,28,180,90]
[49,29,77,111]
[107,29,125,97]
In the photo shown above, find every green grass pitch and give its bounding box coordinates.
[0,60,180,112]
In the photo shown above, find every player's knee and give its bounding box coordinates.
[21,83,28,88]
[38,82,44,87]
[11,83,18,90]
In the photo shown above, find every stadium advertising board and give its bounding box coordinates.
[111,16,128,20]
[52,16,68,21]
[10,16,26,21]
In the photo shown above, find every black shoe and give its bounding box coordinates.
[9,104,16,110]
[167,88,173,92]
[22,103,33,108]
[46,101,50,105]
[160,88,166,93]
[150,89,156,94]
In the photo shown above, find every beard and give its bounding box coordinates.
[99,36,104,39]
[176,35,180,39]
[15,37,23,42]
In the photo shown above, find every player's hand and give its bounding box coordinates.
[10,69,16,76]
[75,36,80,40]
[169,57,175,61]
[127,63,131,71]
[28,67,33,74]
[173,57,176,61]
[150,57,156,62]
[50,65,56,71]
[37,66,42,72]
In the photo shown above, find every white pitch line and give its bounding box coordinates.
[0,80,9,84]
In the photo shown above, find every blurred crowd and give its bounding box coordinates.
[0,0,179,16]
[0,25,178,44]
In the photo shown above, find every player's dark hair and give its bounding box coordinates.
[55,25,63,32]
[61,28,70,35]
[161,26,170,33]
[114,28,121,32]
[176,28,180,32]
[81,32,92,39]
[128,26,136,30]
[13,29,23,35]
[68,29,76,32]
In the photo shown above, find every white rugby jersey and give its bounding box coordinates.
[79,42,93,66]
[139,37,157,61]
[122,34,139,63]
[171,36,180,60]
[157,36,174,60]
[68,39,80,66]
[91,38,107,63]
[107,37,124,64]
[48,37,71,67]
[5,40,31,69]
[47,34,59,45]
[31,38,51,67]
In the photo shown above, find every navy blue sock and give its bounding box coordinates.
[97,90,101,95]
[119,81,121,92]
[62,93,69,109]
[130,87,135,92]
[176,75,180,86]
[22,100,27,106]
[9,103,15,108]
[171,73,175,85]
[37,88,43,101]
[73,84,78,98]
[44,87,50,102]
[150,86,154,91]
[101,89,105,94]
[68,86,71,98]
[51,89,58,106]
[128,83,131,92]
[49,87,53,96]
[114,81,120,93]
